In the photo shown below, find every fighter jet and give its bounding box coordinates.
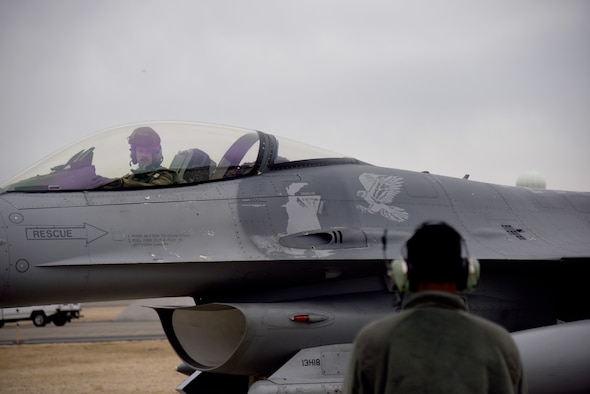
[0,121,589,393]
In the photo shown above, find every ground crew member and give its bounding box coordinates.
[344,221,526,394]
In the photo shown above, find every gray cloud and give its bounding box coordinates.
[1,0,589,191]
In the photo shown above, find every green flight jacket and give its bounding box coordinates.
[344,291,526,394]
[121,167,177,187]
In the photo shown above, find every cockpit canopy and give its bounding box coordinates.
[2,122,354,192]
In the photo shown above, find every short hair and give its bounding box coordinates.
[406,222,463,285]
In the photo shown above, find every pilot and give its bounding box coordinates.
[119,127,177,187]
[343,222,526,394]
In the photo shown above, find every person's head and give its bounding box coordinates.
[128,127,163,170]
[404,222,467,292]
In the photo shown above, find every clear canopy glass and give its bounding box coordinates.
[1,121,350,192]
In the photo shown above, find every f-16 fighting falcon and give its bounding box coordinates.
[0,121,589,393]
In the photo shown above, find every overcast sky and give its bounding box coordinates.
[1,1,589,191]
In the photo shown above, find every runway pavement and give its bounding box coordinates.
[0,320,166,344]
[0,297,193,345]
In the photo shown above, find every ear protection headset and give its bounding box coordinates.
[389,222,480,292]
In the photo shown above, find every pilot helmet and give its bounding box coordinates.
[128,127,163,166]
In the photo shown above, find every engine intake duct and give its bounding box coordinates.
[153,294,393,376]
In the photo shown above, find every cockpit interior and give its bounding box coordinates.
[1,122,355,192]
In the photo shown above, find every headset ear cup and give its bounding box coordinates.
[390,259,410,292]
[464,258,480,291]
[456,258,469,291]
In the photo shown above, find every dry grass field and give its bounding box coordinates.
[0,306,185,393]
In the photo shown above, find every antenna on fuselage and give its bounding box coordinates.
[381,228,388,261]
[382,228,404,310]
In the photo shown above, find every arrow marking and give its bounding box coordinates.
[25,223,108,244]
